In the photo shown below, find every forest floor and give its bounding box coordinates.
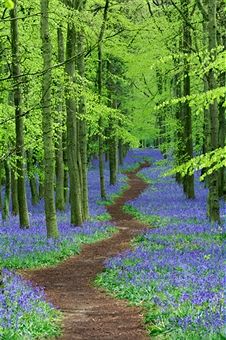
[21,163,150,340]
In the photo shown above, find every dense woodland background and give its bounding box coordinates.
[0,1,225,338]
[0,0,225,238]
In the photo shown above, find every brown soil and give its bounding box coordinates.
[21,164,150,340]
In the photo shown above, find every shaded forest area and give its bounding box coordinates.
[0,0,225,338]
[0,0,225,233]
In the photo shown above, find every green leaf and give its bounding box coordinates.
[4,0,14,9]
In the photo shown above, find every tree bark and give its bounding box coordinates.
[40,0,59,238]
[11,167,19,215]
[174,68,184,184]
[218,33,226,198]
[2,161,10,221]
[55,26,65,211]
[181,0,195,199]
[77,30,89,219]
[65,21,83,225]
[118,139,124,166]
[96,0,110,199]
[201,3,211,183]
[10,0,30,228]
[109,110,118,185]
[27,151,39,206]
[207,0,220,222]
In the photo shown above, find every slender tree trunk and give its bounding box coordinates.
[98,119,106,199]
[118,139,124,166]
[10,0,30,228]
[39,173,44,200]
[11,167,19,215]
[181,0,195,199]
[218,34,226,198]
[63,132,69,204]
[97,0,110,199]
[201,78,211,183]
[65,22,83,226]
[77,30,89,219]
[201,6,211,183]
[2,161,10,221]
[27,151,39,206]
[174,70,183,184]
[40,0,58,238]
[156,69,166,156]
[55,26,65,211]
[55,132,65,211]
[98,48,106,198]
[109,114,117,185]
[207,0,220,222]
[107,59,118,186]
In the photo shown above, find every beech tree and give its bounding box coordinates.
[0,0,224,238]
[10,0,30,228]
[40,0,59,238]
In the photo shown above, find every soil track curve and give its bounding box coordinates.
[21,164,150,340]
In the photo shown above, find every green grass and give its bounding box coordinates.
[136,172,152,184]
[121,157,152,174]
[1,226,117,340]
[123,205,212,229]
[1,227,117,271]
[0,305,61,340]
[123,204,177,227]
[97,184,129,207]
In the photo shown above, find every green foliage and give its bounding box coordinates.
[165,147,226,180]
[4,0,14,9]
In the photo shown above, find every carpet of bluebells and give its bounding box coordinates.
[0,149,150,339]
[0,269,60,339]
[96,149,226,339]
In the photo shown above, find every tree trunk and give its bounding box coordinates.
[55,26,65,211]
[156,69,166,156]
[77,30,89,219]
[27,151,39,206]
[109,116,117,185]
[40,0,58,238]
[11,167,19,215]
[65,22,83,226]
[10,0,30,228]
[174,69,183,184]
[97,50,106,198]
[2,161,10,221]
[207,0,220,222]
[63,132,69,204]
[218,33,226,198]
[97,0,110,199]
[118,139,124,166]
[201,6,211,183]
[181,0,195,199]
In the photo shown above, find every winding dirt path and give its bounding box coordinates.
[21,164,149,339]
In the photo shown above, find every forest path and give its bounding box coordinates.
[21,164,150,340]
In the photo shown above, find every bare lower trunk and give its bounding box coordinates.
[55,26,65,211]
[207,0,220,222]
[65,22,82,225]
[10,0,29,228]
[11,167,19,215]
[77,30,89,219]
[181,0,194,199]
[40,0,58,237]
[2,161,10,221]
